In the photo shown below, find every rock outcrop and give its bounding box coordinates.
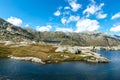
[8,55,45,64]
[0,18,35,42]
[55,46,81,54]
[5,41,16,45]
[55,46,110,63]
[80,50,110,63]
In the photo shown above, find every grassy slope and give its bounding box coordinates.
[0,44,83,63]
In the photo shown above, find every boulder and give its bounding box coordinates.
[55,46,66,53]
[55,46,81,54]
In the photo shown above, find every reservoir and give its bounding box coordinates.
[0,50,120,80]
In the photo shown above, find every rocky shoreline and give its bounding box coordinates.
[7,46,111,64]
[8,55,45,64]
[8,54,110,64]
[0,41,114,64]
[55,46,110,63]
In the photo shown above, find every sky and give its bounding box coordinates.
[0,0,120,35]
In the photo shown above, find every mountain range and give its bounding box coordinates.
[0,18,120,46]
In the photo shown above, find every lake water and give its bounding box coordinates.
[0,50,120,80]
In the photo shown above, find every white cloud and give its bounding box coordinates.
[67,15,80,23]
[36,25,52,32]
[25,24,29,27]
[110,25,120,32]
[64,6,71,10]
[61,15,80,24]
[56,27,73,32]
[96,12,107,19]
[7,16,22,26]
[61,17,67,24]
[54,10,61,16]
[111,12,120,20]
[68,0,82,12]
[83,0,105,17]
[75,19,100,32]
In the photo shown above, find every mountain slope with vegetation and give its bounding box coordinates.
[0,18,120,46]
[37,31,120,46]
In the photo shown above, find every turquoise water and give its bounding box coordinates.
[0,50,120,80]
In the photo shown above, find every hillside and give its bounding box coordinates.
[0,18,120,46]
[38,32,120,46]
[0,18,35,41]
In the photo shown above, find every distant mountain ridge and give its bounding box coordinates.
[38,31,120,46]
[0,18,120,46]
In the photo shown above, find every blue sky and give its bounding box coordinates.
[0,0,120,35]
